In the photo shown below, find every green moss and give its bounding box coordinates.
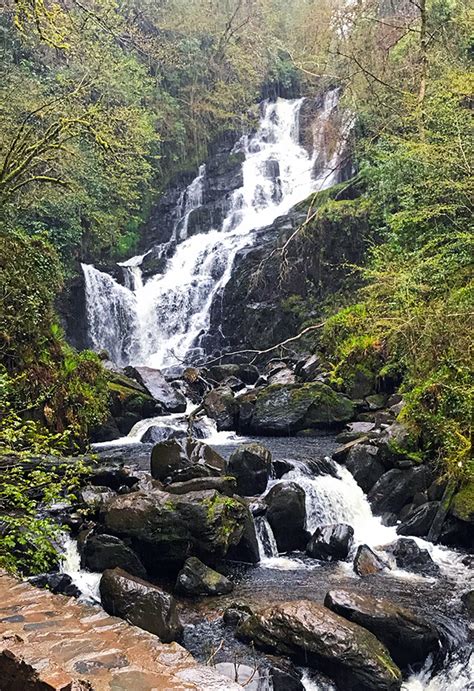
[451,480,474,522]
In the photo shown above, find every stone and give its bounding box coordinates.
[175,557,233,596]
[79,485,116,510]
[225,499,260,564]
[306,524,354,561]
[461,590,474,618]
[166,476,237,496]
[237,600,402,691]
[150,437,226,483]
[324,589,440,668]
[228,443,272,496]
[82,534,147,578]
[267,656,305,691]
[368,466,433,515]
[268,367,296,385]
[296,353,322,381]
[331,436,368,463]
[346,444,386,493]
[203,386,237,431]
[265,482,309,552]
[397,502,440,537]
[123,366,187,413]
[28,573,81,598]
[451,480,474,523]
[272,459,295,478]
[223,602,253,627]
[353,545,390,576]
[100,568,182,642]
[387,538,439,575]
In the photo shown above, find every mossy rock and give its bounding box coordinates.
[451,480,474,523]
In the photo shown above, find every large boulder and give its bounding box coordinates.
[100,568,182,642]
[368,466,433,515]
[345,444,386,493]
[203,386,236,431]
[209,363,259,385]
[103,488,250,569]
[325,589,440,668]
[237,600,402,691]
[306,524,354,561]
[387,538,439,576]
[82,534,147,578]
[227,443,272,496]
[107,370,161,434]
[166,476,237,496]
[353,545,390,577]
[239,383,354,435]
[396,502,440,537]
[265,482,308,552]
[150,437,226,483]
[175,557,234,596]
[124,366,187,413]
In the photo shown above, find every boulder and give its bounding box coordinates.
[353,545,390,577]
[203,386,237,431]
[265,482,308,552]
[397,502,440,537]
[272,459,294,478]
[451,480,474,523]
[123,366,186,413]
[79,485,116,510]
[226,500,260,564]
[100,568,182,642]
[29,573,80,598]
[175,557,233,596]
[324,589,440,668]
[387,538,439,575]
[368,466,433,515]
[228,443,272,496]
[306,524,354,561]
[268,367,296,385]
[345,444,386,493]
[296,354,322,381]
[332,437,368,463]
[209,363,259,385]
[461,591,474,618]
[150,437,226,483]
[82,534,147,578]
[237,600,401,691]
[166,476,237,496]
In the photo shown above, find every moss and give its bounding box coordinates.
[451,480,474,523]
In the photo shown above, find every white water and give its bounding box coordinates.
[60,535,101,604]
[82,91,347,368]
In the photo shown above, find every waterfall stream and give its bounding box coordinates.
[82,91,348,367]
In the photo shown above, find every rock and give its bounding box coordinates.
[296,354,322,381]
[100,568,182,642]
[175,557,233,596]
[107,371,161,434]
[82,534,147,578]
[123,366,187,413]
[29,573,81,598]
[203,386,236,430]
[332,436,368,463]
[237,600,401,691]
[265,482,308,552]
[461,591,474,618]
[346,444,386,493]
[267,656,305,691]
[336,421,376,443]
[209,363,259,384]
[89,465,139,491]
[387,538,439,575]
[306,524,354,561]
[226,499,260,564]
[365,394,388,410]
[368,466,433,515]
[223,375,246,392]
[353,545,390,576]
[240,383,354,435]
[451,480,474,523]
[378,421,416,464]
[79,485,116,510]
[268,367,296,385]
[103,488,249,569]
[272,459,295,478]
[166,476,237,496]
[150,437,226,483]
[397,502,440,537]
[223,602,253,627]
[228,443,272,496]
[324,589,440,668]
[141,425,187,443]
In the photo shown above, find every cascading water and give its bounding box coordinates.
[82,91,348,368]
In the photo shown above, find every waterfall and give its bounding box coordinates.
[255,516,279,560]
[82,91,347,368]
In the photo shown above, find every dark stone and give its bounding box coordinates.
[265,482,309,552]
[272,459,295,478]
[150,437,226,483]
[223,602,253,627]
[387,538,439,575]
[306,524,354,561]
[82,534,147,578]
[89,466,139,492]
[296,354,322,382]
[332,437,369,463]
[346,444,386,493]
[79,485,116,510]
[267,656,305,691]
[461,591,474,619]
[166,476,237,496]
[228,443,272,496]
[226,500,260,564]
[397,502,440,537]
[100,568,182,642]
[175,557,233,596]
[353,545,390,577]
[123,366,186,413]
[368,466,433,515]
[325,589,440,668]
[203,386,237,431]
[29,573,81,598]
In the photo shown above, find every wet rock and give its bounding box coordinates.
[365,394,388,410]
[272,459,294,478]
[461,591,474,618]
[332,437,368,463]
[397,502,440,537]
[226,499,260,564]
[368,466,433,515]
[267,656,305,691]
[228,443,272,496]
[336,421,376,443]
[223,375,246,392]
[325,589,440,668]
[387,538,439,575]
[82,534,147,578]
[123,366,186,413]
[295,353,322,381]
[209,363,259,385]
[223,602,253,627]
[306,524,354,561]
[106,370,161,434]
[203,386,237,430]
[141,425,187,443]
[79,485,116,510]
[89,465,139,491]
[451,479,474,523]
[237,600,402,691]
[175,557,233,596]
[346,444,386,493]
[268,367,296,385]
[29,573,81,598]
[100,568,182,642]
[150,437,226,483]
[377,421,417,464]
[353,545,390,576]
[265,482,309,552]
[166,476,237,496]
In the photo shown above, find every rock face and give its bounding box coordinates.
[100,568,183,642]
[175,557,234,596]
[82,534,147,578]
[368,466,433,515]
[238,383,355,435]
[103,488,249,569]
[150,437,226,483]
[124,366,187,413]
[265,482,308,552]
[353,545,389,577]
[306,523,354,561]
[227,443,272,496]
[237,600,402,691]
[325,589,440,668]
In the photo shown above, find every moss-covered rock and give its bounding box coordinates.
[451,480,474,523]
[175,556,233,596]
